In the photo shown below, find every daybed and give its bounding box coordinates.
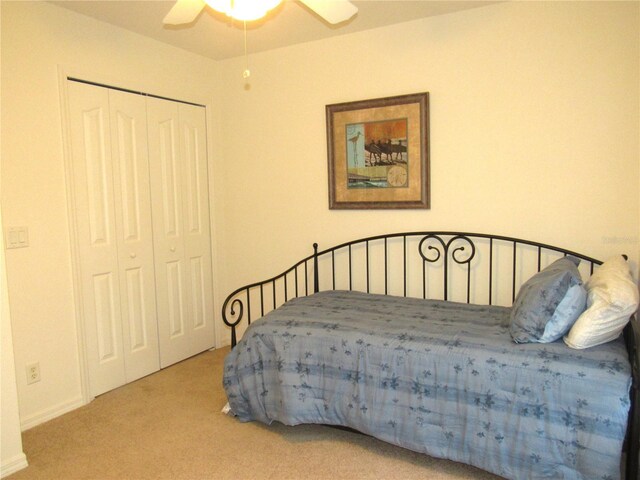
[222,232,639,479]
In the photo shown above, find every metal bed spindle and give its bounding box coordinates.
[384,237,388,296]
[331,250,336,290]
[366,240,370,294]
[489,238,494,305]
[511,240,517,303]
[403,235,408,297]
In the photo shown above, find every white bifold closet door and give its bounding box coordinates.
[146,97,214,368]
[67,81,214,397]
[68,82,160,397]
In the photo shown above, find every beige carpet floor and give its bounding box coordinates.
[8,347,502,480]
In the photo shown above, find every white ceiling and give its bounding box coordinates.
[50,1,500,60]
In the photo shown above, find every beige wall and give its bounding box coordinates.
[1,219,28,475]
[216,1,639,296]
[1,0,638,438]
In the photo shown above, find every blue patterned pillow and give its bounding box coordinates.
[510,257,586,343]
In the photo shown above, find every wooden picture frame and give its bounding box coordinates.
[326,92,430,210]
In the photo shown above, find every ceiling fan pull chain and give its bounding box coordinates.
[242,20,251,79]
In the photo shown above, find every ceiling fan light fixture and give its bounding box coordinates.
[204,0,282,21]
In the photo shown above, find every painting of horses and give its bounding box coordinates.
[326,92,430,209]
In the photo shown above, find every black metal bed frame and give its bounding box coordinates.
[221,231,639,479]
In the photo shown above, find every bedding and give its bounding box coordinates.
[510,257,586,344]
[565,255,640,350]
[223,290,632,479]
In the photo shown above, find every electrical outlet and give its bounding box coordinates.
[26,362,40,384]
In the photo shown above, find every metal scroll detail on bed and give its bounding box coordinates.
[221,232,639,479]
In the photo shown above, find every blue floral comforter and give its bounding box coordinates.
[223,290,631,479]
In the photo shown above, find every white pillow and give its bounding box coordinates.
[564,255,639,349]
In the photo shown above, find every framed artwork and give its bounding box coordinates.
[326,92,430,209]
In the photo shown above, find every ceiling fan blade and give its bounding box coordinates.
[163,0,206,25]
[298,0,358,25]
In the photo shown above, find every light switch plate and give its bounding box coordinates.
[6,226,29,249]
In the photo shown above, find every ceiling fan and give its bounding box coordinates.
[163,0,359,25]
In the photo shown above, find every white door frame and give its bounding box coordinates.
[57,64,220,405]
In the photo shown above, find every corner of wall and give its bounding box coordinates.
[1,219,29,476]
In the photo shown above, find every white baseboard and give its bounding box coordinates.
[20,395,85,431]
[1,453,28,478]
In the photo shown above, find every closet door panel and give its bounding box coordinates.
[109,90,160,383]
[166,260,186,337]
[148,98,214,368]
[92,272,120,363]
[124,267,148,350]
[147,97,191,368]
[68,81,126,397]
[180,104,214,353]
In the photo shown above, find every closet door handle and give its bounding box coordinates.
[129,252,137,259]
[170,246,176,252]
